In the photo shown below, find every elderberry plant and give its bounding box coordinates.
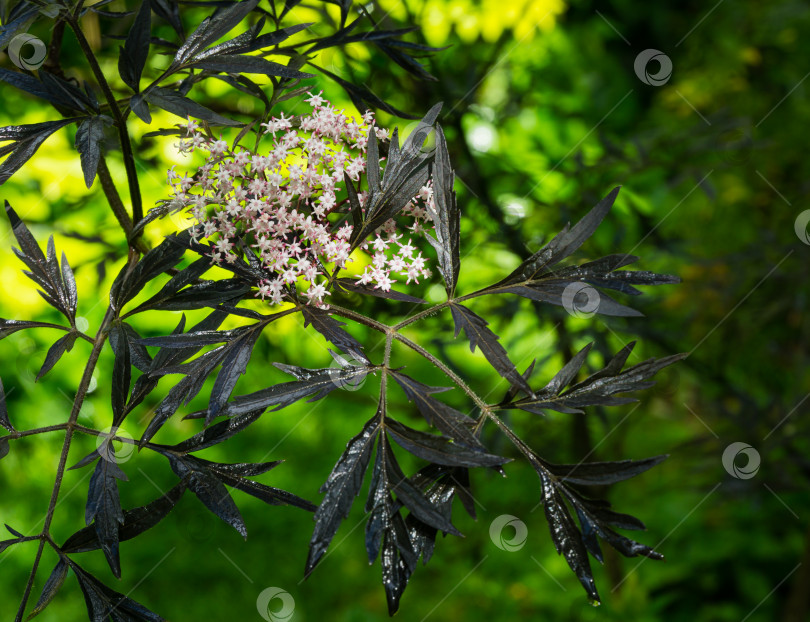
[0,1,683,620]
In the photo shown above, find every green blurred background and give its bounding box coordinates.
[1,0,808,620]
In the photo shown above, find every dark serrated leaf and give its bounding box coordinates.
[168,453,246,537]
[389,371,481,448]
[75,116,111,188]
[385,417,508,468]
[70,559,165,621]
[315,65,420,120]
[208,324,263,420]
[0,377,13,431]
[190,53,314,78]
[545,455,668,486]
[119,0,152,92]
[0,437,9,461]
[173,0,259,65]
[36,331,78,381]
[495,187,621,287]
[0,68,68,108]
[512,342,685,415]
[538,469,600,604]
[144,87,241,126]
[336,278,426,303]
[28,559,69,619]
[301,306,368,364]
[130,93,151,123]
[110,232,189,311]
[449,303,534,397]
[86,456,128,578]
[63,480,186,554]
[170,411,261,453]
[0,319,70,340]
[108,324,132,424]
[425,124,460,297]
[306,415,380,575]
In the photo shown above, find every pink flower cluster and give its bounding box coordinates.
[166,93,434,307]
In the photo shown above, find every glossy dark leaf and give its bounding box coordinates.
[195,457,316,511]
[144,87,241,126]
[168,454,246,538]
[28,559,69,619]
[108,324,132,424]
[0,68,71,109]
[389,371,481,448]
[111,232,189,311]
[0,377,13,432]
[170,411,262,453]
[119,0,152,92]
[208,324,263,421]
[0,437,9,461]
[425,124,460,297]
[545,455,667,486]
[0,319,72,340]
[86,456,128,578]
[385,417,508,468]
[36,331,78,381]
[494,187,622,287]
[70,559,165,621]
[512,342,685,415]
[190,53,314,78]
[173,0,259,65]
[63,480,186,554]
[149,0,182,38]
[301,306,369,364]
[5,202,78,322]
[336,278,426,303]
[538,469,600,604]
[130,93,151,123]
[306,415,380,575]
[315,65,420,120]
[449,303,534,397]
[74,116,111,188]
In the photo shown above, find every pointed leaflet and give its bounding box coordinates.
[86,455,128,578]
[108,323,131,425]
[36,331,78,381]
[511,342,685,415]
[0,319,76,340]
[184,364,371,419]
[169,411,262,453]
[538,468,600,604]
[301,306,369,364]
[0,377,13,431]
[364,434,418,615]
[384,418,509,468]
[70,559,165,621]
[449,303,534,397]
[119,0,152,92]
[425,124,460,297]
[494,187,621,287]
[168,453,247,538]
[0,119,77,185]
[28,559,69,619]
[189,54,314,79]
[172,0,259,65]
[63,480,186,554]
[336,278,426,304]
[110,232,189,311]
[75,116,112,188]
[544,455,668,486]
[208,323,263,421]
[5,203,78,322]
[306,415,380,575]
[389,371,481,448]
[144,87,241,126]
